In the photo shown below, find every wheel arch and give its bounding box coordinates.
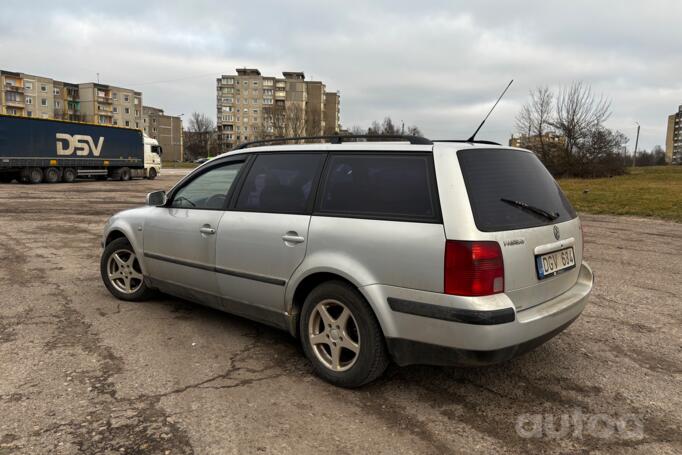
[285,269,387,339]
[103,222,147,274]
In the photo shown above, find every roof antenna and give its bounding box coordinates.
[467,79,513,142]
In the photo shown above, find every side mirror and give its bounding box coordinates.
[146,190,167,206]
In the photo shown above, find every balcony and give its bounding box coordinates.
[4,83,23,92]
[5,98,25,107]
[97,95,112,104]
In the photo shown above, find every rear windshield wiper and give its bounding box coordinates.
[500,198,559,221]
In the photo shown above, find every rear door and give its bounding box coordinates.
[457,148,582,310]
[215,152,326,325]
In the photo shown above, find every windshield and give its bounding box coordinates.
[458,148,577,232]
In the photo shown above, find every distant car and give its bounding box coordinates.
[100,136,593,387]
[194,157,209,164]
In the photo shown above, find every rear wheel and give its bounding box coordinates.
[44,167,60,183]
[62,168,77,183]
[27,167,43,184]
[100,237,153,301]
[148,167,157,180]
[120,167,131,181]
[300,281,389,387]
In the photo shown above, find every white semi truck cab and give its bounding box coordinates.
[144,135,162,180]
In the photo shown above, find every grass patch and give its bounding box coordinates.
[559,166,682,222]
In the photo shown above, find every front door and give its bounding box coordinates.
[143,160,246,303]
[215,152,326,326]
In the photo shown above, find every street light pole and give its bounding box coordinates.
[632,122,640,167]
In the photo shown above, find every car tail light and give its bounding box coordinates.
[444,240,504,296]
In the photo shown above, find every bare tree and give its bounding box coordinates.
[553,81,611,159]
[184,112,215,160]
[406,125,423,136]
[515,87,554,159]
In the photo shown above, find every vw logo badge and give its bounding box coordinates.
[553,225,560,240]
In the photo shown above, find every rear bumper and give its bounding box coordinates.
[361,262,593,367]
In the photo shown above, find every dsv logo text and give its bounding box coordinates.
[56,133,105,156]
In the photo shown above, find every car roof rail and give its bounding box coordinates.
[433,139,502,146]
[232,134,433,150]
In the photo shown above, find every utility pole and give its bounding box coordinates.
[632,122,640,167]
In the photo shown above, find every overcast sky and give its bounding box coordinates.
[2,0,681,150]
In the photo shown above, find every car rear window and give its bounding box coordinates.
[317,154,438,222]
[458,148,577,232]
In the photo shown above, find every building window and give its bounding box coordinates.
[263,98,273,105]
[27,111,32,117]
[113,120,118,125]
[24,82,33,91]
[113,107,118,113]
[134,98,140,105]
[41,98,47,107]
[125,120,130,127]
[113,92,118,100]
[26,97,33,105]
[136,122,139,128]
[125,107,130,114]
[124,95,130,102]
[263,79,273,86]
[253,81,259,86]
[135,110,140,116]
[55,100,61,109]
[40,84,47,92]
[243,81,248,86]
[53,88,60,96]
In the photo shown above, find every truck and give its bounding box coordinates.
[0,114,162,184]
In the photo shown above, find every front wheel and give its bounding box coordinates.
[148,167,157,180]
[300,281,389,387]
[100,237,154,301]
[120,167,131,181]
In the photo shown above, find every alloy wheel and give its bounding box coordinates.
[107,249,144,294]
[308,299,361,372]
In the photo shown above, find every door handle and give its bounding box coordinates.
[200,226,216,235]
[282,233,305,244]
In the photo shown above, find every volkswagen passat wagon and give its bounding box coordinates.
[101,138,593,387]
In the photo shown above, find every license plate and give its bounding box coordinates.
[536,247,575,279]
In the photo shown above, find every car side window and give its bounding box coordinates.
[317,154,437,221]
[170,161,244,209]
[235,153,325,214]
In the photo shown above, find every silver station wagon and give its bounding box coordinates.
[101,136,593,387]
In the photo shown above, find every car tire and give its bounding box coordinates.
[44,167,60,183]
[100,237,154,302]
[299,280,389,388]
[62,168,77,183]
[27,167,43,184]
[148,167,157,180]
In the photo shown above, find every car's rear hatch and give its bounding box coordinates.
[457,148,583,311]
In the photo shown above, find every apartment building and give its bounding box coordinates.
[216,68,341,150]
[143,106,184,162]
[665,105,682,164]
[324,91,340,135]
[0,69,144,129]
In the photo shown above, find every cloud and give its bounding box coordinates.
[1,0,681,150]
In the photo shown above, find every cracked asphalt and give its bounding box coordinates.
[1,172,680,454]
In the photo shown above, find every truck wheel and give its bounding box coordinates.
[101,237,154,301]
[27,167,44,184]
[299,281,389,388]
[120,167,131,181]
[62,168,77,183]
[44,167,60,183]
[148,168,157,180]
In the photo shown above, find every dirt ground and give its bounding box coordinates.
[0,172,680,454]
